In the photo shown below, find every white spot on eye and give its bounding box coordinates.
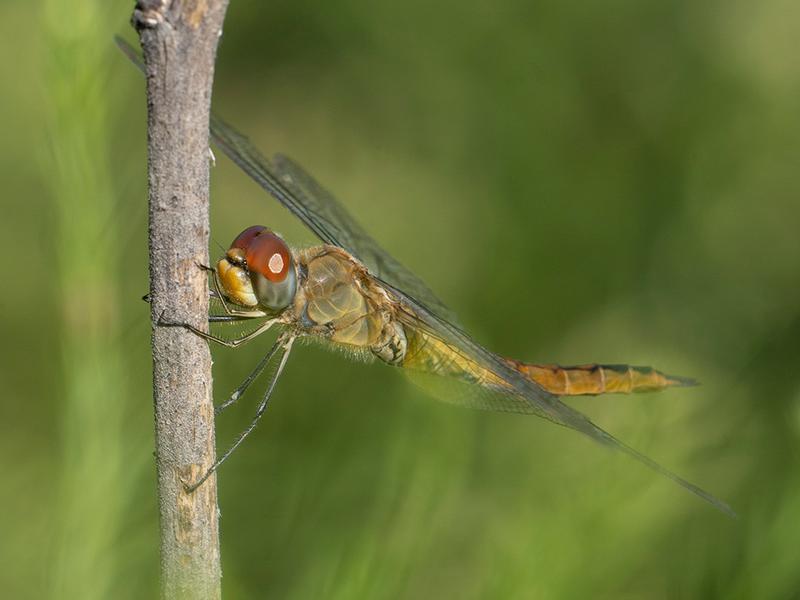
[268,252,284,274]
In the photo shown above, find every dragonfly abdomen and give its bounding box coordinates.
[508,361,697,396]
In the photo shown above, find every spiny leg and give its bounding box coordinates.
[158,311,277,348]
[208,314,260,324]
[208,291,268,318]
[185,335,295,492]
[215,337,282,415]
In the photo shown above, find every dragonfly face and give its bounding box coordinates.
[217,225,297,312]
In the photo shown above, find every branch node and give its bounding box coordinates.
[133,0,169,29]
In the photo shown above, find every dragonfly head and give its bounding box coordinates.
[217,225,297,312]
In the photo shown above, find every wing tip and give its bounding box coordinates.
[693,487,738,519]
[717,500,739,520]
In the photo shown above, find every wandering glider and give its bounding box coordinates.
[117,39,733,517]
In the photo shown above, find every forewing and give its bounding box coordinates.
[209,115,456,322]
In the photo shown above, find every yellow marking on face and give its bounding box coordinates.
[217,258,258,307]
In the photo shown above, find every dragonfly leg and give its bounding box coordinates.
[185,335,295,492]
[207,314,268,324]
[215,338,280,414]
[158,311,277,348]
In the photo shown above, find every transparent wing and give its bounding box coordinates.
[381,279,736,517]
[210,115,457,322]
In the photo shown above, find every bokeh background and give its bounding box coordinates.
[2,1,798,598]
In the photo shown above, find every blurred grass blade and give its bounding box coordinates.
[42,3,132,598]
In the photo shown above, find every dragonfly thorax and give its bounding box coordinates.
[293,246,408,365]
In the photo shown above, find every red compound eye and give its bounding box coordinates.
[230,225,268,252]
[229,226,292,283]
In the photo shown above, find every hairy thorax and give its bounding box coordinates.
[291,246,407,365]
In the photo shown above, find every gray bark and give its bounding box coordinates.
[132,1,230,597]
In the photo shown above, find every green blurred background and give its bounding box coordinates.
[2,0,798,598]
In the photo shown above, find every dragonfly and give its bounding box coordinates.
[117,38,734,517]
